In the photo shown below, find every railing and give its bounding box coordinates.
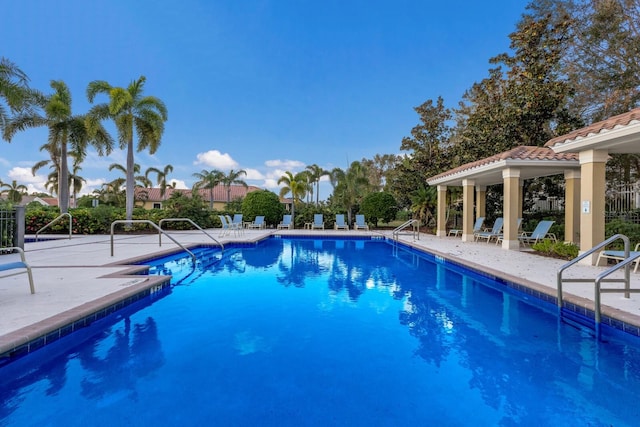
[392,219,420,240]
[158,218,224,253]
[36,212,72,241]
[557,234,638,326]
[110,220,196,261]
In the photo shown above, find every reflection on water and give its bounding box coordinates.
[1,238,640,425]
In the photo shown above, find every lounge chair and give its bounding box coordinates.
[334,214,348,230]
[226,214,243,235]
[218,215,231,237]
[474,217,503,243]
[311,214,324,230]
[597,243,640,273]
[247,215,265,229]
[0,247,35,294]
[354,214,369,231]
[278,214,293,230]
[518,220,556,246]
[448,217,485,237]
[494,218,523,245]
[232,214,244,230]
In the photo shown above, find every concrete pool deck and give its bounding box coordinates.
[3,228,640,357]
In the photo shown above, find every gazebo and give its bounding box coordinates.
[427,107,640,264]
[546,107,640,262]
[427,146,580,250]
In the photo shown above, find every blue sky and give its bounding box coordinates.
[1,0,529,200]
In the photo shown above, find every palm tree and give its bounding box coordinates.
[145,164,174,199]
[0,57,39,139]
[278,171,308,225]
[410,185,437,226]
[192,169,223,209]
[109,162,150,187]
[5,80,113,213]
[94,178,126,207]
[305,164,329,205]
[330,161,370,225]
[220,169,248,204]
[86,76,168,221]
[0,180,28,204]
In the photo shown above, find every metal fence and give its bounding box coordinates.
[0,207,25,249]
[606,183,640,213]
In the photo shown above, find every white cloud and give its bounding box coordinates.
[244,168,265,180]
[263,178,279,189]
[77,178,107,196]
[194,150,239,169]
[0,157,10,167]
[264,159,305,169]
[170,179,188,189]
[8,167,42,184]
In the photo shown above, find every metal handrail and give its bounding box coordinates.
[557,234,633,325]
[595,252,640,323]
[392,219,420,240]
[36,212,72,241]
[110,220,196,261]
[158,218,224,253]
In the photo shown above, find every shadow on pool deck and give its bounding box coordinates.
[2,228,640,359]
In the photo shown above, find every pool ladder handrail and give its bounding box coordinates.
[557,233,640,324]
[110,219,196,261]
[392,219,420,241]
[158,218,224,253]
[35,212,72,241]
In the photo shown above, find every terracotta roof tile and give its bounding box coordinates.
[428,146,578,182]
[545,107,640,147]
[134,185,262,202]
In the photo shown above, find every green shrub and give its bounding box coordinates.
[361,192,398,227]
[241,190,285,227]
[531,239,579,260]
[605,219,640,249]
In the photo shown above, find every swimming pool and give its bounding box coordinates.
[1,236,639,425]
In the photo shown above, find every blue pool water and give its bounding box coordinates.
[2,237,640,426]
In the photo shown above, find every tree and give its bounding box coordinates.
[109,162,150,188]
[454,11,579,163]
[94,178,126,207]
[278,171,308,224]
[86,76,168,221]
[305,164,329,205]
[330,161,371,225]
[0,57,39,139]
[361,191,398,227]
[220,169,247,204]
[241,190,285,227]
[1,180,28,204]
[5,80,113,213]
[145,164,174,199]
[410,186,438,227]
[361,154,398,192]
[192,169,223,210]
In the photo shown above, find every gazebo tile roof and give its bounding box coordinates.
[545,107,640,147]
[427,145,578,182]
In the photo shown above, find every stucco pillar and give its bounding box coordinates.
[501,168,521,250]
[461,179,475,242]
[579,150,608,264]
[476,186,486,219]
[436,185,448,237]
[518,182,524,219]
[564,169,581,244]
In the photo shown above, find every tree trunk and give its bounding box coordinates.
[59,137,69,214]
[126,138,135,221]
